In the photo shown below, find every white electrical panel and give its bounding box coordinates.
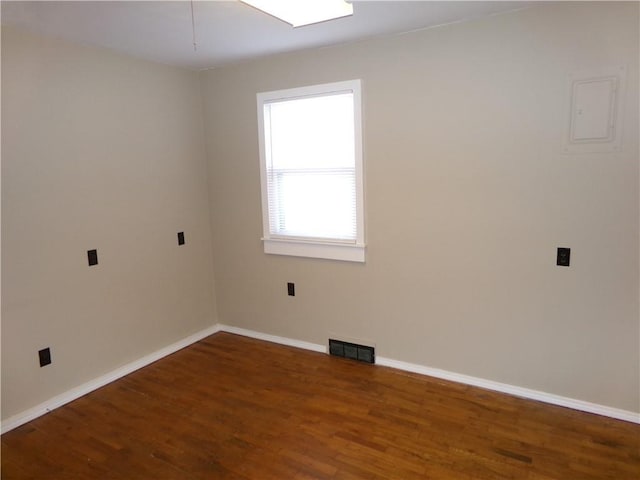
[563,65,626,154]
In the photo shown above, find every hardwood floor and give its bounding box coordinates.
[2,332,639,479]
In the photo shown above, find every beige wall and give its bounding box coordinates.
[1,27,217,419]
[202,2,639,412]
[2,2,638,421]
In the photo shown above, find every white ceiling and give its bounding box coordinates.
[1,1,534,70]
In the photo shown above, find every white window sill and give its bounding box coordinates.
[263,238,365,263]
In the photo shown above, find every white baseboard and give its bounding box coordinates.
[218,324,326,353]
[4,323,637,434]
[218,325,640,425]
[375,357,640,424]
[1,324,221,434]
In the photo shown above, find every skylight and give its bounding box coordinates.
[241,0,353,28]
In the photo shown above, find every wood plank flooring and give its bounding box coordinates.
[2,332,639,479]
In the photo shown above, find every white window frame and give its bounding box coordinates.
[257,79,365,262]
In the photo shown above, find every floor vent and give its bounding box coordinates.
[329,339,375,364]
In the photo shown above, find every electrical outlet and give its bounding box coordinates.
[287,282,295,296]
[87,249,98,266]
[177,232,185,245]
[557,247,571,267]
[38,348,52,367]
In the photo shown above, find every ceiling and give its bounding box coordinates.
[1,1,534,70]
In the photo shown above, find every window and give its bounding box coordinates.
[257,80,365,262]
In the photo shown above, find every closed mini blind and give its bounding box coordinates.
[263,91,356,242]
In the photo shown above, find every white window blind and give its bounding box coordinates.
[257,80,365,262]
